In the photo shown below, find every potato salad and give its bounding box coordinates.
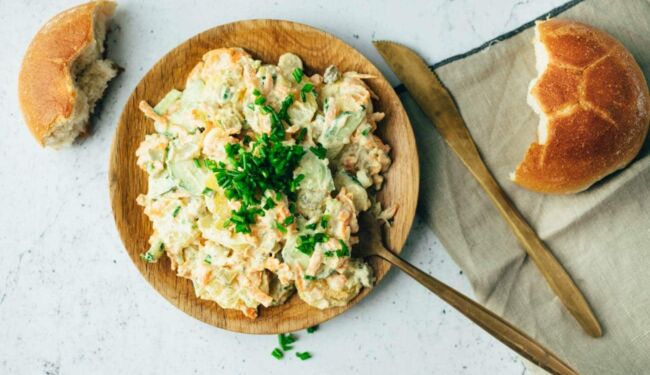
[136,48,392,318]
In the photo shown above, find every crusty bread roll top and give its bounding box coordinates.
[18,1,118,148]
[512,19,650,194]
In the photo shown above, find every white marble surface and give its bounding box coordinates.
[0,0,567,374]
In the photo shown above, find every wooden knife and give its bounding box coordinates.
[373,40,602,338]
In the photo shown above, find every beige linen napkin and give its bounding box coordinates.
[399,0,650,373]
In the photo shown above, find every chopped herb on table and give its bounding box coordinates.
[296,352,312,360]
[272,330,318,361]
[279,333,297,351]
[271,348,284,359]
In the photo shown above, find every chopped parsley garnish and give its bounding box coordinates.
[202,187,214,196]
[284,216,295,225]
[204,254,212,265]
[172,206,181,218]
[320,215,329,228]
[223,205,264,234]
[263,197,276,210]
[297,232,329,256]
[295,128,307,143]
[271,348,283,359]
[209,112,307,232]
[305,223,318,230]
[290,174,305,193]
[255,95,266,105]
[296,352,312,361]
[361,128,370,136]
[278,95,294,122]
[300,82,314,102]
[323,241,350,257]
[307,325,318,333]
[253,88,261,96]
[193,158,201,168]
[203,158,218,171]
[292,68,304,83]
[309,143,327,159]
[304,275,316,280]
[336,240,350,257]
[276,221,287,234]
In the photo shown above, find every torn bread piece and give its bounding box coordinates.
[18,1,119,148]
[511,19,650,194]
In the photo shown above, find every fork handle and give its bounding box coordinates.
[378,249,579,375]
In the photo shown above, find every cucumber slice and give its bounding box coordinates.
[318,110,365,158]
[153,89,182,115]
[334,171,370,211]
[294,152,334,218]
[141,240,165,263]
[180,79,206,104]
[168,159,212,196]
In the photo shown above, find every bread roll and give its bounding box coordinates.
[512,19,650,194]
[18,1,118,148]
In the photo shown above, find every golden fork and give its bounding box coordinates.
[356,212,578,375]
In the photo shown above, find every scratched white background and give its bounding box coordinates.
[0,1,566,374]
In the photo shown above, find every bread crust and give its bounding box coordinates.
[513,19,650,194]
[18,1,116,146]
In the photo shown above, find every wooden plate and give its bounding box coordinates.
[109,19,419,334]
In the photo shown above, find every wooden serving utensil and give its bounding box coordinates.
[373,40,602,338]
[357,212,578,375]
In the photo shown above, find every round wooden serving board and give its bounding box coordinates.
[109,19,419,334]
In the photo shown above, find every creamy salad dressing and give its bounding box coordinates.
[136,48,392,318]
